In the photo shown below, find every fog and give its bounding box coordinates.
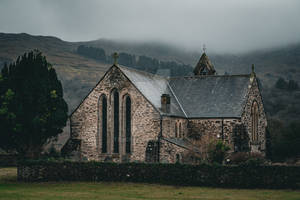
[0,0,300,53]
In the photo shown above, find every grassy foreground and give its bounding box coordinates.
[0,167,300,200]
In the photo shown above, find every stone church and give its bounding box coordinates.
[62,53,267,163]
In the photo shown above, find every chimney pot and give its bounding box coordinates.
[161,94,171,113]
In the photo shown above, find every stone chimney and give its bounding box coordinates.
[161,94,170,113]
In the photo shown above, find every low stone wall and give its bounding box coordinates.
[18,160,300,189]
[0,154,18,166]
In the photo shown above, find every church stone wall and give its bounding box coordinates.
[159,116,188,163]
[160,139,187,163]
[241,77,267,154]
[187,118,242,154]
[161,116,188,138]
[70,66,161,162]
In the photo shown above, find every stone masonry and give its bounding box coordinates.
[69,65,161,162]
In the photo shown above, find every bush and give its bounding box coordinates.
[228,152,249,164]
[208,141,230,164]
[228,152,265,165]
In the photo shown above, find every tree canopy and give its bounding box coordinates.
[0,50,68,158]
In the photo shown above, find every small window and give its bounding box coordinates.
[179,123,182,138]
[176,154,180,163]
[175,122,178,138]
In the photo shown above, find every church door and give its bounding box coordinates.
[145,141,159,163]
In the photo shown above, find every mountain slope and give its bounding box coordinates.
[1,32,300,149]
[0,32,299,118]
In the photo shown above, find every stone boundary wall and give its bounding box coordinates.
[0,154,18,166]
[17,161,300,189]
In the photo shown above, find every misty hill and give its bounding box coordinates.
[0,32,300,123]
[84,38,300,86]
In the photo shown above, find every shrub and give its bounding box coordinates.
[208,141,230,164]
[228,152,250,164]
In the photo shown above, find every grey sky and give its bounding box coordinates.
[0,0,300,53]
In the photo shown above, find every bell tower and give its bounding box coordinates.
[193,47,216,75]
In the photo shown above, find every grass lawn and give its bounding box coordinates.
[0,167,300,200]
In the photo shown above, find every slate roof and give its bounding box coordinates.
[119,66,251,118]
[161,137,200,153]
[120,66,185,117]
[168,75,251,118]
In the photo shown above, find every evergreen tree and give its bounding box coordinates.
[118,53,136,67]
[0,50,68,158]
[288,80,299,91]
[275,77,288,89]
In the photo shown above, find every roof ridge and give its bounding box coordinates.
[168,74,251,80]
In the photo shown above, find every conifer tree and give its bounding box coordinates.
[0,50,68,158]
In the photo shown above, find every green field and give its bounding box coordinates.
[0,167,300,200]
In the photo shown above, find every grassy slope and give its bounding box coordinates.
[0,33,111,148]
[1,33,299,111]
[1,167,300,200]
[0,33,110,112]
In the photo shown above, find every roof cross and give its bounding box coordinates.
[203,44,206,53]
[112,52,119,65]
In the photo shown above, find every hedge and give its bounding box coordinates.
[17,160,300,189]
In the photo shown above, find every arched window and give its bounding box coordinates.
[113,90,119,153]
[176,154,180,163]
[175,122,178,138]
[125,96,131,153]
[251,101,259,141]
[179,123,182,138]
[101,95,107,153]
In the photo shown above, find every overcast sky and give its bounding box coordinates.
[0,0,300,53]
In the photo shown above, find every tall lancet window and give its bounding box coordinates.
[113,90,119,153]
[251,101,259,141]
[179,122,182,138]
[101,95,107,153]
[125,96,131,153]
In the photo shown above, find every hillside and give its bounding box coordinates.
[0,33,110,111]
[0,33,300,148]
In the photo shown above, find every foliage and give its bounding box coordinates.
[76,45,194,77]
[232,124,250,152]
[208,141,230,164]
[269,119,300,161]
[275,77,299,91]
[41,145,62,160]
[228,152,266,165]
[0,50,68,159]
[77,45,106,62]
[17,160,300,189]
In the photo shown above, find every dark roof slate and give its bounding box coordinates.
[168,75,250,118]
[119,66,186,117]
[162,137,200,152]
[119,66,251,118]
